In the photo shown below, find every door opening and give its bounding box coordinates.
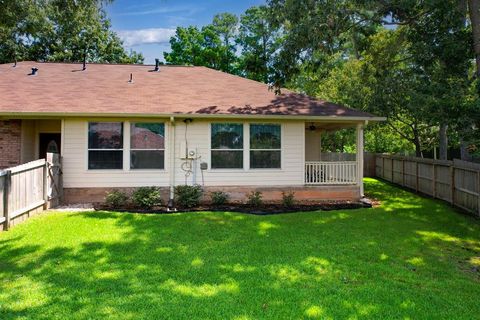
[39,133,61,160]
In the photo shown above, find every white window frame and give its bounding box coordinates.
[209,122,245,170]
[249,123,282,170]
[87,121,124,171]
[129,122,166,170]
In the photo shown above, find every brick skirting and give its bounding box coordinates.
[63,185,360,205]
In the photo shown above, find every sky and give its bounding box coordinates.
[106,0,266,64]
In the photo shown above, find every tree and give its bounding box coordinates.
[0,0,143,64]
[469,0,480,78]
[237,6,281,83]
[164,18,238,73]
[164,26,204,66]
[212,13,239,73]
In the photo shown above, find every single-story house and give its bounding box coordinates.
[0,61,384,204]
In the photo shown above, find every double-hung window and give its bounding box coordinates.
[130,123,165,169]
[88,122,123,169]
[250,124,281,169]
[211,123,243,169]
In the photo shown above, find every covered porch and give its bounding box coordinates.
[304,121,364,195]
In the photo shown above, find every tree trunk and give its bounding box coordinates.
[413,131,423,158]
[469,0,480,77]
[460,138,472,160]
[439,123,448,160]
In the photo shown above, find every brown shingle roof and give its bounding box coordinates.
[0,61,379,119]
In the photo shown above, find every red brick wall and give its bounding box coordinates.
[0,120,21,169]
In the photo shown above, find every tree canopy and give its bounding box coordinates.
[163,0,480,160]
[0,0,143,64]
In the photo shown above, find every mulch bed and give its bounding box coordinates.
[94,199,373,215]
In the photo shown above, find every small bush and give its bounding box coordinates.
[282,191,296,207]
[246,191,263,206]
[175,185,203,208]
[211,191,229,206]
[132,187,162,210]
[105,189,128,208]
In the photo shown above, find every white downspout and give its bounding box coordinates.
[168,116,176,207]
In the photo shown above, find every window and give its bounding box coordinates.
[211,123,243,169]
[88,122,123,169]
[130,123,165,169]
[250,124,281,169]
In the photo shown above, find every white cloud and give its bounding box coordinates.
[115,5,198,17]
[117,28,176,47]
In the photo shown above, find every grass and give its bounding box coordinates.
[0,178,479,319]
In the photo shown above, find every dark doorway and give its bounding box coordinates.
[39,133,61,160]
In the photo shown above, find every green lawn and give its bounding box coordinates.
[0,179,479,319]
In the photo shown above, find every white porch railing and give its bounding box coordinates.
[305,161,357,185]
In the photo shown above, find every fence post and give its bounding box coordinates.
[382,156,385,179]
[477,170,480,217]
[391,158,394,182]
[415,161,419,192]
[43,161,48,210]
[402,159,405,187]
[3,170,11,231]
[432,163,436,198]
[450,166,455,205]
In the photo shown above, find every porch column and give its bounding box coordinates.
[356,123,364,197]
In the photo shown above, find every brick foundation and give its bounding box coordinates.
[0,120,21,169]
[63,185,360,205]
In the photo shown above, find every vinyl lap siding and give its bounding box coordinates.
[175,120,304,186]
[62,119,304,188]
[63,119,170,188]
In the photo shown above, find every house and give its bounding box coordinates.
[0,61,384,204]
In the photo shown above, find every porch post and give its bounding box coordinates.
[356,123,364,197]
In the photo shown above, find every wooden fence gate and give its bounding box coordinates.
[0,153,62,231]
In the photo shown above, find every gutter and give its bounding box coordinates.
[0,112,386,122]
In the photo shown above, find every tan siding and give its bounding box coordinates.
[63,119,170,188]
[20,120,36,163]
[305,129,321,161]
[62,119,305,188]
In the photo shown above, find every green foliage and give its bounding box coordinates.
[237,6,281,83]
[0,0,143,64]
[210,191,229,206]
[164,13,239,73]
[105,189,128,208]
[132,187,162,210]
[246,191,263,206]
[175,185,203,208]
[281,191,295,207]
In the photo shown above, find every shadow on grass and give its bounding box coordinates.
[0,178,479,319]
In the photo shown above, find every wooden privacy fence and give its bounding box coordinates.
[376,154,480,217]
[0,153,62,231]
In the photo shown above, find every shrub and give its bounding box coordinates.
[211,191,229,206]
[105,189,128,208]
[175,185,203,208]
[282,191,296,207]
[246,191,263,206]
[132,187,162,210]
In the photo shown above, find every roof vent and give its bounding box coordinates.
[82,54,87,71]
[154,58,160,72]
[30,67,38,76]
[13,60,17,68]
[128,73,134,84]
